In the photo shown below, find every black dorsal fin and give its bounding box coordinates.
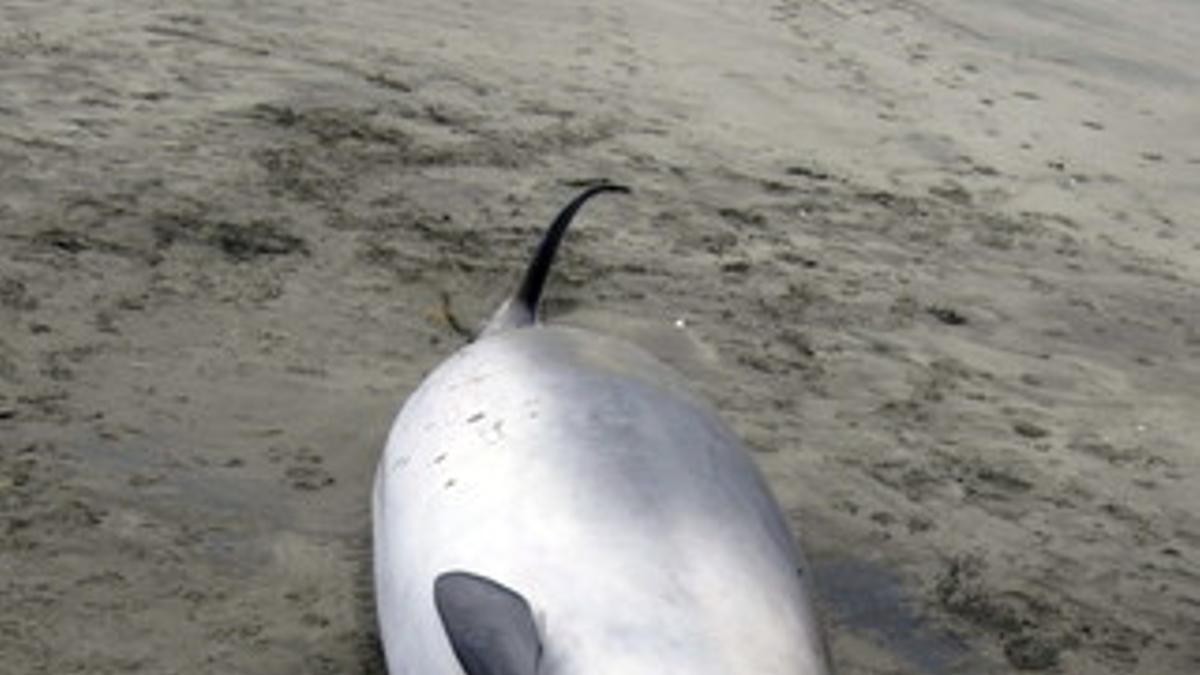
[434,571,542,675]
[483,184,630,335]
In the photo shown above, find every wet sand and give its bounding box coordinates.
[2,1,1198,673]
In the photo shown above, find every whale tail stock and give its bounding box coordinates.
[482,183,630,336]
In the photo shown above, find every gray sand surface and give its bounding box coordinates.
[2,1,1198,673]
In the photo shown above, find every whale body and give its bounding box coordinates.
[372,185,833,675]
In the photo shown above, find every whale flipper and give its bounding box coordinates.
[434,571,542,675]
[483,183,630,335]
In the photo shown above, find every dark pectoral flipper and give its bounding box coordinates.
[434,571,542,675]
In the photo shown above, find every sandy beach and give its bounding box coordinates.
[2,0,1197,673]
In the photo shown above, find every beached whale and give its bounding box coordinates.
[372,185,833,675]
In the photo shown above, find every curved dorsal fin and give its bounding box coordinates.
[483,183,630,335]
[434,571,542,675]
